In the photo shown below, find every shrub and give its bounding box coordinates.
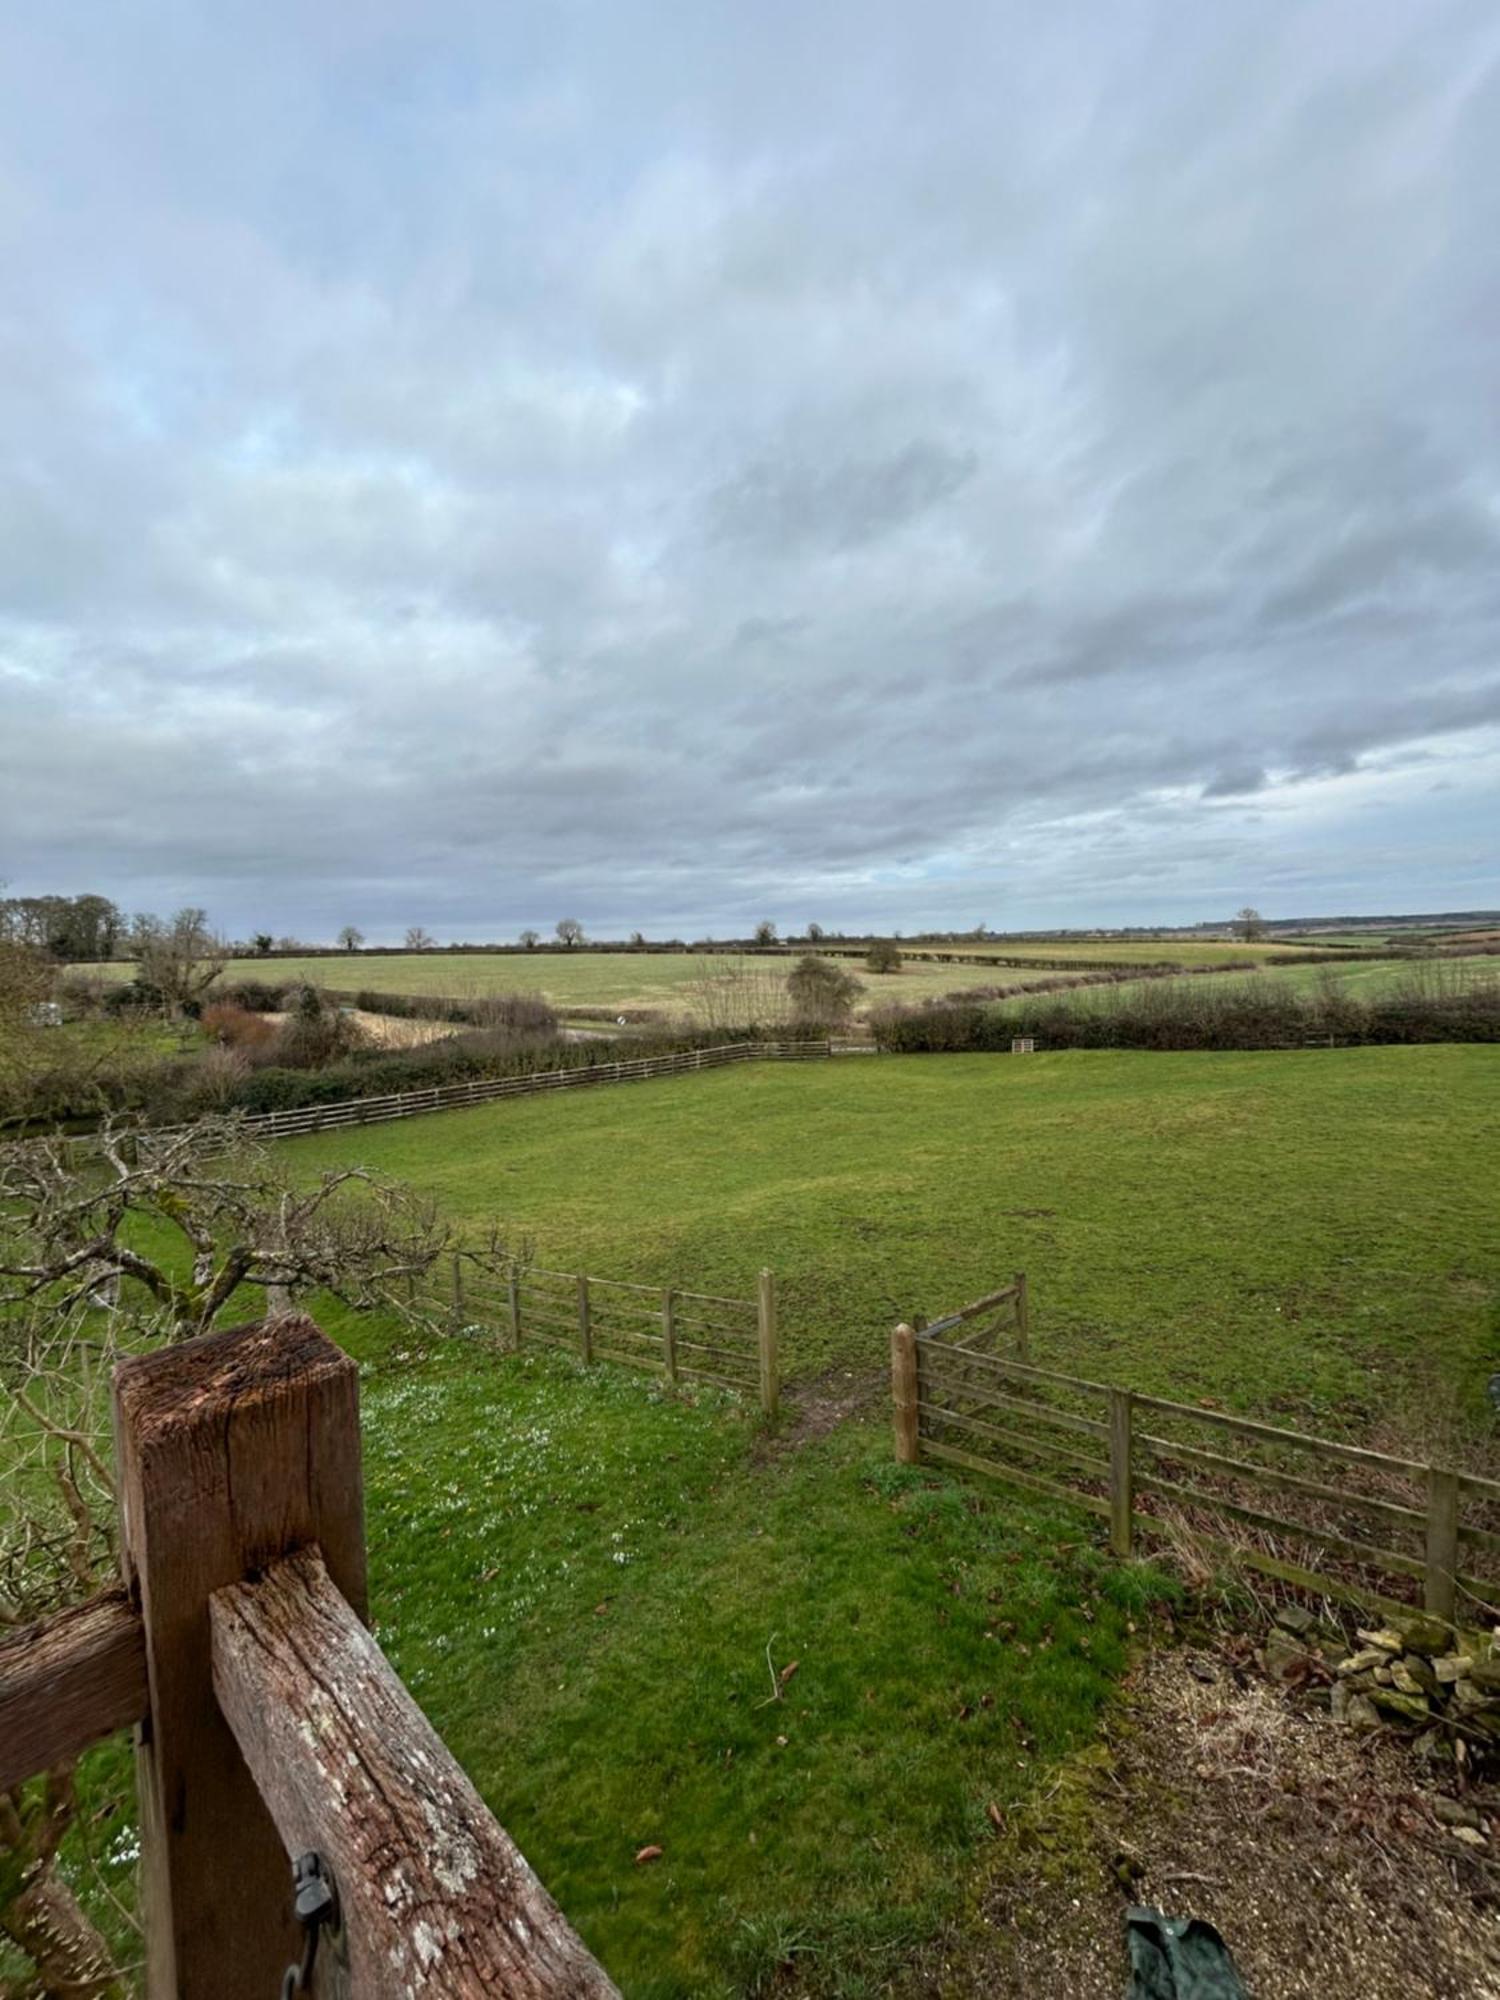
[201,1002,277,1051]
[786,955,864,1027]
[865,939,903,973]
[869,967,1500,1055]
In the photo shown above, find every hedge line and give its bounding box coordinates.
[869,980,1500,1054]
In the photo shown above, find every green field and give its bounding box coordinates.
[899,936,1343,965]
[277,1047,1500,1990]
[70,950,1086,1018]
[982,955,1500,1018]
[290,1048,1500,1422]
[29,1047,1500,1994]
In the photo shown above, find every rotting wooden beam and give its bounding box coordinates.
[211,1545,620,1999]
[0,1588,147,1792]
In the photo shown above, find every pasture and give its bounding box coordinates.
[30,1045,1500,1994]
[290,1047,1500,1426]
[85,949,1094,1013]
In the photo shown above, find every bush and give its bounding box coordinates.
[869,967,1500,1055]
[201,1002,277,1051]
[865,939,903,973]
[786,955,864,1028]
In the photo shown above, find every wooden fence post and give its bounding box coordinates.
[892,1324,920,1464]
[1425,1466,1459,1622]
[112,1315,366,2000]
[662,1287,678,1383]
[451,1249,465,1328]
[1107,1388,1134,1557]
[1014,1271,1030,1360]
[508,1266,522,1351]
[757,1269,779,1416]
[578,1273,593,1364]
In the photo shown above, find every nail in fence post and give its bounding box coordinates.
[662,1287,678,1383]
[507,1266,521,1352]
[1107,1388,1134,1556]
[577,1273,593,1365]
[1424,1466,1459,1622]
[757,1269,779,1417]
[1015,1271,1030,1360]
[892,1323,920,1464]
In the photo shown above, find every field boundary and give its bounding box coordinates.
[891,1322,1500,1620]
[419,1253,779,1409]
[235,1038,831,1141]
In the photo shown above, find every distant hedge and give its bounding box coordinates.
[869,973,1500,1055]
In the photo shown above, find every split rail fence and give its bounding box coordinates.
[35,1040,834,1161]
[423,1254,780,1411]
[891,1320,1500,1620]
[0,1315,620,1997]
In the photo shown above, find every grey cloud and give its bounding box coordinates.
[1,0,1498,937]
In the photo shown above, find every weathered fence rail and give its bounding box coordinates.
[0,1316,620,1996]
[424,1255,779,1412]
[29,1040,832,1159]
[891,1322,1500,1620]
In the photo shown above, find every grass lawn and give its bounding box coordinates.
[313,1332,1166,1996]
[288,1046,1500,1433]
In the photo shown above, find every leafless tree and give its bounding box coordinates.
[404,925,435,951]
[753,920,777,946]
[133,907,227,1014]
[555,918,585,948]
[1234,906,1267,942]
[0,1117,448,1336]
[518,929,540,949]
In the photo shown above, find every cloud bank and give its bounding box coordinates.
[2,0,1498,937]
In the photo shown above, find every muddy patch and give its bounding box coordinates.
[754,1364,885,1461]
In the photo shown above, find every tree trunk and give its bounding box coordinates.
[0,1866,125,2000]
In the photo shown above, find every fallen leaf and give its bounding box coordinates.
[634,1845,663,1866]
[986,1802,1005,1833]
[779,1660,800,1685]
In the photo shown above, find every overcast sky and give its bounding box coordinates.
[2,1,1498,941]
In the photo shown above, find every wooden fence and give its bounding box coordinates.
[27,1040,834,1162]
[891,1323,1500,1620]
[0,1315,620,1997]
[913,1272,1029,1360]
[423,1254,779,1412]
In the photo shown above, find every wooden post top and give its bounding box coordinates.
[114,1313,354,1451]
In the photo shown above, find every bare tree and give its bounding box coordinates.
[518,929,540,949]
[805,922,824,942]
[753,920,778,946]
[0,1117,448,1336]
[131,907,227,1015]
[0,1126,453,1993]
[865,939,902,973]
[555,918,585,949]
[404,925,435,951]
[337,924,365,951]
[1234,906,1267,942]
